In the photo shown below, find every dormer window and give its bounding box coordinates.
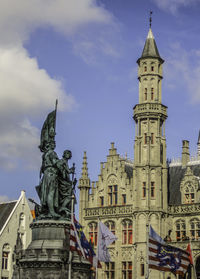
[184,183,195,204]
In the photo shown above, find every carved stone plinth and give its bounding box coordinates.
[13,220,92,279]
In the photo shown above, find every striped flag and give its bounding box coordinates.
[149,226,190,277]
[70,217,101,268]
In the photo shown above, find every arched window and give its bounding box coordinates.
[175,220,186,241]
[190,219,200,240]
[88,222,98,246]
[108,185,118,205]
[122,220,132,244]
[144,66,147,72]
[184,184,195,204]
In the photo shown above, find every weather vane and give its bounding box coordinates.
[149,11,153,28]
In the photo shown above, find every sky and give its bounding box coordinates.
[1,0,200,216]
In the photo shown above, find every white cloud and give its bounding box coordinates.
[165,43,200,104]
[0,0,114,170]
[152,0,197,13]
[0,0,112,46]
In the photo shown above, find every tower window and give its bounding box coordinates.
[151,66,154,71]
[151,133,154,144]
[151,88,154,100]
[122,261,132,279]
[141,263,145,276]
[144,133,147,144]
[100,196,104,207]
[122,220,132,244]
[89,222,98,246]
[144,66,147,72]
[122,194,126,205]
[144,88,147,100]
[143,182,146,198]
[108,185,118,205]
[151,182,155,197]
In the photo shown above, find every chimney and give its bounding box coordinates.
[182,140,190,167]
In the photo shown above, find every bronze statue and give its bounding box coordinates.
[35,102,75,220]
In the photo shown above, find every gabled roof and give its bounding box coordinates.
[137,28,164,63]
[0,201,17,231]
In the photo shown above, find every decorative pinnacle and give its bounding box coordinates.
[149,11,153,28]
[81,151,89,179]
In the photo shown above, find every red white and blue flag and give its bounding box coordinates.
[70,217,101,268]
[149,226,190,277]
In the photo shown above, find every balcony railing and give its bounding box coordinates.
[133,103,167,118]
[168,203,200,215]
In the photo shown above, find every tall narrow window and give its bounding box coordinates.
[144,133,147,144]
[122,194,126,205]
[151,182,155,198]
[100,196,104,207]
[151,88,154,100]
[144,88,147,100]
[151,66,154,71]
[143,182,146,198]
[108,185,118,205]
[89,223,98,246]
[176,220,186,241]
[144,66,147,72]
[151,133,154,144]
[122,220,133,244]
[122,262,132,279]
[105,262,115,279]
[141,263,145,276]
[2,251,9,270]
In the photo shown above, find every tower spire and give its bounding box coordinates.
[80,151,89,180]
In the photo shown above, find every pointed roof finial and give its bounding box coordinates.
[149,11,153,28]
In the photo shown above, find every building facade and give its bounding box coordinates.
[0,191,33,279]
[78,26,200,279]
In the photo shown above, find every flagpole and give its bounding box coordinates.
[190,240,197,279]
[68,166,76,279]
[96,218,100,279]
[68,194,74,279]
[145,223,149,279]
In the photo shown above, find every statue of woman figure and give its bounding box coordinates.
[56,150,75,217]
[39,141,61,218]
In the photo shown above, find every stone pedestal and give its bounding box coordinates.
[13,220,92,279]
